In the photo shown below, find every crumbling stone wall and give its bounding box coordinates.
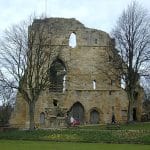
[10,18,142,128]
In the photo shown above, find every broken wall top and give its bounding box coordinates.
[31,17,112,47]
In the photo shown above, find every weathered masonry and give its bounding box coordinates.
[10,18,143,128]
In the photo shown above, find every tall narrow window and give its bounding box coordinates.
[108,56,112,62]
[93,80,96,90]
[109,91,112,95]
[40,112,45,125]
[63,73,66,93]
[69,33,77,48]
[95,39,98,44]
[53,99,58,106]
[121,76,126,89]
[110,80,115,86]
[112,106,114,112]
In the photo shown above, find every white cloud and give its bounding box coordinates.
[0,0,150,33]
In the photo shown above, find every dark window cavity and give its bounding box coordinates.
[109,91,112,95]
[111,80,115,85]
[49,59,66,92]
[53,99,58,106]
[95,39,98,44]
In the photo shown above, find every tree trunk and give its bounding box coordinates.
[127,91,134,122]
[29,101,35,130]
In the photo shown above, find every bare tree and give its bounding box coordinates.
[0,17,62,130]
[0,103,13,126]
[111,1,150,122]
[0,77,15,126]
[142,77,150,101]
[0,82,16,106]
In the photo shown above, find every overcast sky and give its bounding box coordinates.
[0,0,150,33]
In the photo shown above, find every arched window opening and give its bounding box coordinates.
[93,80,96,90]
[49,59,66,92]
[40,112,45,125]
[69,33,77,48]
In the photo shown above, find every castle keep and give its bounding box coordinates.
[10,18,142,128]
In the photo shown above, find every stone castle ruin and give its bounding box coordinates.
[10,18,143,128]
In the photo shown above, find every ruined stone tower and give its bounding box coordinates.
[10,18,140,128]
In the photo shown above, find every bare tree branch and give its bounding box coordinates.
[111,1,150,122]
[0,16,64,130]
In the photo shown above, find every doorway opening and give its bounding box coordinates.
[69,102,84,124]
[90,109,99,124]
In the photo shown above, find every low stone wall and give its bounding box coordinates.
[45,117,66,128]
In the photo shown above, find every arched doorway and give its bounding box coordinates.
[40,112,45,125]
[90,109,99,124]
[69,102,84,124]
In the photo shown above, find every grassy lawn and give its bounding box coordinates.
[0,123,149,144]
[79,122,150,130]
[0,140,149,150]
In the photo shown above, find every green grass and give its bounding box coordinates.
[0,128,149,144]
[79,122,150,130]
[120,123,150,130]
[0,123,149,144]
[0,140,149,150]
